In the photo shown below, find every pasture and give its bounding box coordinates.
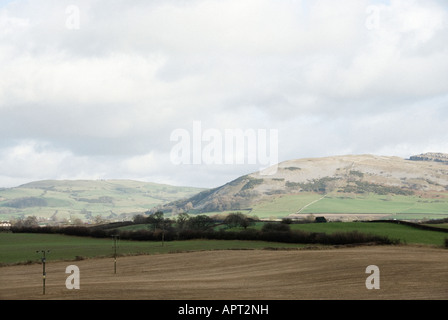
[291,222,448,246]
[114,220,447,247]
[248,193,448,220]
[0,233,308,265]
[0,179,203,221]
[215,221,447,246]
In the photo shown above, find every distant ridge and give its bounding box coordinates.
[0,179,204,222]
[409,152,448,163]
[156,153,448,219]
[2,153,448,223]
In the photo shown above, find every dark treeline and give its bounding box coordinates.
[10,224,399,246]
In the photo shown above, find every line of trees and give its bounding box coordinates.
[133,211,217,232]
[10,224,399,245]
[132,211,258,232]
[10,211,399,246]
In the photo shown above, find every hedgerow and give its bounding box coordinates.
[10,225,398,245]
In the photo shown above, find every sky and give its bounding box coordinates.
[0,0,447,189]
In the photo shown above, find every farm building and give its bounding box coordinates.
[0,221,11,228]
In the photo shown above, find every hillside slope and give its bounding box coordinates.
[157,154,448,220]
[0,180,203,222]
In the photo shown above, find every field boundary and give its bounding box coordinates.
[0,241,416,268]
[367,219,448,233]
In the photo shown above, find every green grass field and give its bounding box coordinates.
[3,220,447,265]
[250,194,322,218]
[248,193,448,219]
[0,233,308,265]
[289,222,448,246]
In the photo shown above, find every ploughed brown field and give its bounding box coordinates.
[0,245,446,300]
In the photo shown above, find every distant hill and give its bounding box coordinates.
[3,153,448,223]
[409,152,448,163]
[0,180,204,223]
[156,154,448,221]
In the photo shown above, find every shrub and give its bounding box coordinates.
[224,212,256,229]
[281,218,293,224]
[262,222,290,232]
[187,215,215,231]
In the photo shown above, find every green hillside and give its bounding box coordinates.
[159,154,448,221]
[0,180,203,223]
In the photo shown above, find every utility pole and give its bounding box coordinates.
[36,250,50,295]
[112,235,119,274]
[162,219,165,247]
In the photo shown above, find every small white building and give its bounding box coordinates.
[0,221,12,228]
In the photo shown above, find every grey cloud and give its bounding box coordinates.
[0,0,447,188]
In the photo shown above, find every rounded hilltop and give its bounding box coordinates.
[159,153,448,217]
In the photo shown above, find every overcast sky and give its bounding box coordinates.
[1,0,447,188]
